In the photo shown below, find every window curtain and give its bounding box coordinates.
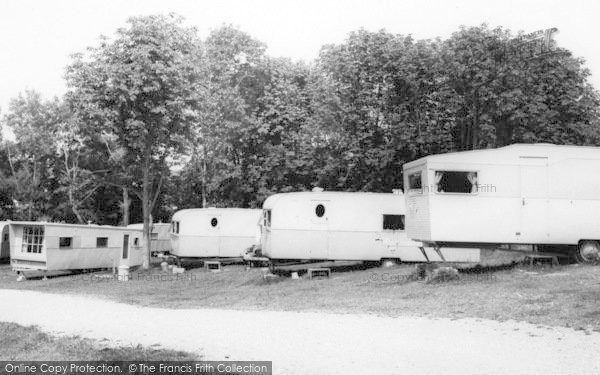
[434,171,444,192]
[467,172,478,193]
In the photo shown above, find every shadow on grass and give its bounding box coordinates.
[0,322,200,361]
[270,261,380,278]
[458,261,521,274]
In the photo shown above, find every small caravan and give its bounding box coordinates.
[9,222,144,272]
[260,190,480,263]
[128,223,171,255]
[403,143,600,263]
[170,208,262,258]
[0,222,9,261]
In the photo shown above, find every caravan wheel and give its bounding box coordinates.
[575,241,600,264]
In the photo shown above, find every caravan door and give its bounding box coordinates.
[0,225,9,260]
[122,234,129,260]
[519,157,549,242]
[309,200,329,259]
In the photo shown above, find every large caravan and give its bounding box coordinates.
[260,190,479,263]
[403,143,600,263]
[9,222,144,272]
[170,208,262,258]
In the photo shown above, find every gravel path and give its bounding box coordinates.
[0,289,599,374]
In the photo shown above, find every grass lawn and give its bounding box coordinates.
[1,251,599,331]
[0,322,200,360]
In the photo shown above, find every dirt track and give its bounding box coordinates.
[0,289,599,374]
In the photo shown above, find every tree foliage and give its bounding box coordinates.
[65,14,204,267]
[1,20,599,225]
[1,91,62,220]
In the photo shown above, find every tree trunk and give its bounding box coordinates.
[71,205,85,224]
[471,95,480,150]
[121,187,130,226]
[142,150,151,270]
[68,185,85,224]
[201,151,207,208]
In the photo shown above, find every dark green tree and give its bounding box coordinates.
[439,25,600,149]
[66,14,204,268]
[1,91,62,220]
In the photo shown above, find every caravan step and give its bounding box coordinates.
[205,261,222,272]
[307,268,331,279]
[524,254,559,268]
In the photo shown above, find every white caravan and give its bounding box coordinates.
[260,190,480,263]
[0,222,9,261]
[170,208,262,258]
[403,143,600,263]
[9,222,144,272]
[128,223,171,255]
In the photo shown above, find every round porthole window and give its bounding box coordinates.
[211,218,218,227]
[315,204,325,217]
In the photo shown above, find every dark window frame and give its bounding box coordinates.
[96,237,108,248]
[59,237,72,248]
[435,171,478,194]
[263,209,272,227]
[383,214,405,231]
[408,172,423,193]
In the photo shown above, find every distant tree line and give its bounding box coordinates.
[1,15,599,226]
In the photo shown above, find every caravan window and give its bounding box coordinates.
[96,237,108,248]
[315,204,326,217]
[408,172,422,193]
[263,210,272,227]
[134,237,139,246]
[210,218,218,227]
[59,237,72,248]
[172,221,180,234]
[21,225,44,254]
[435,171,478,194]
[383,215,405,230]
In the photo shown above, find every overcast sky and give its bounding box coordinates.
[1,0,599,119]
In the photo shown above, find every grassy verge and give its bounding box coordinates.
[0,322,200,360]
[1,251,599,331]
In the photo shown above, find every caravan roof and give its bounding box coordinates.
[263,191,404,208]
[7,221,136,231]
[404,144,600,169]
[172,207,259,220]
